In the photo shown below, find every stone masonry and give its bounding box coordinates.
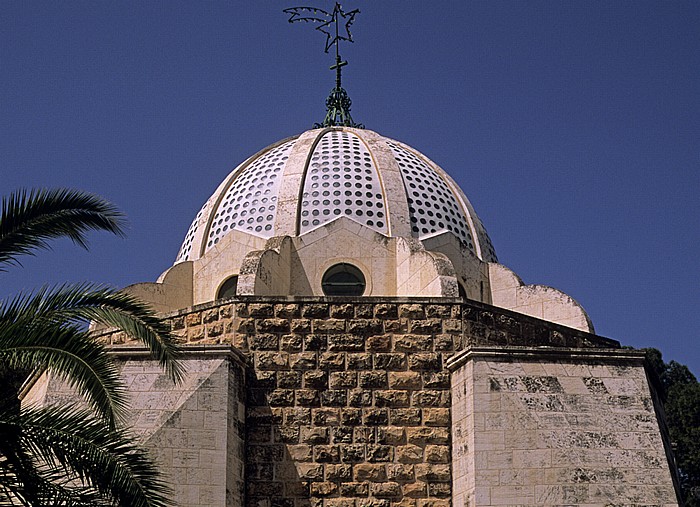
[88,296,680,507]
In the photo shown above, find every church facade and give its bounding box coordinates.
[28,126,681,506]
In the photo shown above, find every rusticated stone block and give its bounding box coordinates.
[363,408,389,426]
[205,321,223,337]
[374,390,410,408]
[425,305,451,318]
[248,303,274,317]
[348,390,373,407]
[248,407,283,425]
[422,372,449,389]
[425,445,449,463]
[366,445,393,462]
[411,390,449,408]
[347,319,383,335]
[383,320,404,333]
[170,315,185,330]
[341,444,365,463]
[301,427,328,445]
[427,483,450,497]
[255,352,289,370]
[347,354,372,370]
[237,318,255,333]
[257,318,290,333]
[281,333,303,352]
[442,319,462,333]
[202,308,219,323]
[355,304,374,318]
[297,463,324,481]
[275,304,300,318]
[325,499,356,507]
[320,352,346,370]
[396,444,423,463]
[389,372,422,389]
[249,333,279,350]
[302,304,329,318]
[329,334,365,351]
[314,445,340,463]
[331,426,353,443]
[304,370,328,389]
[433,334,454,351]
[359,371,387,388]
[398,304,425,319]
[304,334,327,351]
[296,389,320,407]
[326,464,353,481]
[416,499,449,507]
[248,444,284,463]
[290,353,317,370]
[354,427,375,444]
[267,389,294,406]
[408,354,441,372]
[366,334,392,351]
[394,334,433,352]
[313,408,340,426]
[321,389,348,407]
[408,319,442,335]
[374,304,398,319]
[341,408,362,425]
[339,482,369,497]
[187,325,205,342]
[235,302,249,317]
[291,319,312,333]
[358,499,389,507]
[330,304,355,318]
[414,464,450,482]
[186,312,202,326]
[288,444,313,462]
[285,408,312,425]
[313,319,346,333]
[330,372,357,389]
[374,353,406,371]
[310,482,338,496]
[401,482,427,498]
[277,371,302,388]
[354,463,387,481]
[406,427,449,445]
[274,426,300,443]
[390,408,422,426]
[422,408,449,427]
[248,463,274,480]
[370,481,401,498]
[375,427,405,446]
[387,464,415,482]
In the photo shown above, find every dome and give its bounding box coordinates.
[175,127,497,265]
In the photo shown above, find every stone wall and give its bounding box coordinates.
[449,347,679,506]
[92,296,681,507]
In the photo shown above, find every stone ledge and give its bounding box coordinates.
[445,345,646,372]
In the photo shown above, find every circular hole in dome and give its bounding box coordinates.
[312,219,320,226]
[302,220,309,226]
[265,224,272,231]
[334,209,341,215]
[345,199,352,205]
[355,210,363,216]
[344,209,352,215]
[323,209,330,215]
[255,226,262,232]
[376,221,384,228]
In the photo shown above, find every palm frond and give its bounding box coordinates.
[1,405,173,507]
[0,316,127,427]
[20,283,184,383]
[0,188,126,271]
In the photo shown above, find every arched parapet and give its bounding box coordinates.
[395,236,459,297]
[488,262,594,332]
[238,236,293,296]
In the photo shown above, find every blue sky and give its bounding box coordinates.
[2,1,699,373]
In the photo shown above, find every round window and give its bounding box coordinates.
[217,275,239,299]
[322,263,366,297]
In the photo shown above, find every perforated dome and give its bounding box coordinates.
[175,127,497,263]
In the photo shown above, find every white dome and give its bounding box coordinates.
[175,127,497,264]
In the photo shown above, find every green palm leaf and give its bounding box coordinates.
[0,188,125,271]
[0,404,172,507]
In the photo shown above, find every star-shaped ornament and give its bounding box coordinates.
[316,3,359,53]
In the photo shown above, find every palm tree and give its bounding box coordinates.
[0,189,183,506]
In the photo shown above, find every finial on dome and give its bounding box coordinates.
[284,3,364,128]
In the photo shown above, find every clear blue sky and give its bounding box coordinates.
[2,1,699,373]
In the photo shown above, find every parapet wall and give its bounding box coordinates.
[91,297,680,507]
